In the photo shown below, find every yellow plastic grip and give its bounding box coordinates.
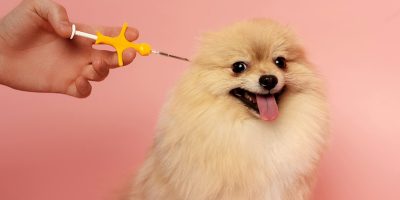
[95,23,152,66]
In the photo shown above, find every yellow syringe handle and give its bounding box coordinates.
[95,23,152,66]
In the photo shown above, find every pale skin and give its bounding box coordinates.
[0,0,138,98]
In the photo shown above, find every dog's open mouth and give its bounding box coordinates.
[229,88,285,121]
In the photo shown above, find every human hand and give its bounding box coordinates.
[0,0,138,97]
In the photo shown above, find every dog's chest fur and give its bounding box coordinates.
[133,94,326,200]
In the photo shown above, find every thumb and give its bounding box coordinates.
[33,0,72,38]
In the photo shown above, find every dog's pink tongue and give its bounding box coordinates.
[256,95,279,121]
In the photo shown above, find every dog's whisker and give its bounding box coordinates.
[285,73,317,77]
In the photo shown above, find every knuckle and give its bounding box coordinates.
[54,4,66,13]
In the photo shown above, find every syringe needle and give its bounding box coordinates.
[152,50,190,62]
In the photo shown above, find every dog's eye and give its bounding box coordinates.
[232,61,247,73]
[274,57,286,69]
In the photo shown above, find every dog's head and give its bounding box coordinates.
[190,19,319,121]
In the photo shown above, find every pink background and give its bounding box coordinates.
[1,0,400,199]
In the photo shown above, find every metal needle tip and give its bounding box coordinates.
[152,50,189,62]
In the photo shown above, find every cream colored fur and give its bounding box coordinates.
[128,19,329,200]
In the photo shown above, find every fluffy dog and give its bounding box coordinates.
[128,19,329,200]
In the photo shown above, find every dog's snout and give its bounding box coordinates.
[259,75,278,90]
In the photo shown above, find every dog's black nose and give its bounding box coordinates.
[259,75,278,90]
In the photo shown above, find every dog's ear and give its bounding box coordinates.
[192,30,227,66]
[248,18,278,25]
[196,31,220,46]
